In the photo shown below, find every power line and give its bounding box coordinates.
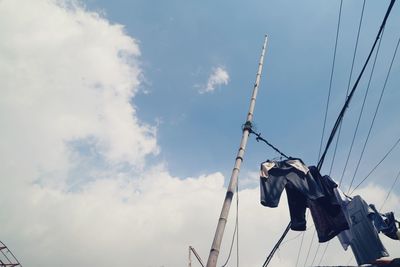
[308,2,396,262]
[295,232,305,267]
[347,36,400,193]
[317,242,330,266]
[279,232,303,247]
[262,222,291,267]
[312,1,366,263]
[338,28,385,186]
[380,168,400,211]
[310,243,321,266]
[303,229,317,266]
[317,0,344,161]
[317,0,396,170]
[327,0,366,175]
[350,135,400,195]
[308,2,344,265]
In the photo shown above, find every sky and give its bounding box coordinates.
[0,0,399,266]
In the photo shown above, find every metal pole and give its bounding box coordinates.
[190,246,206,267]
[189,246,192,267]
[206,35,269,267]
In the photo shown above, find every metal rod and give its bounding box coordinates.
[189,246,205,267]
[189,246,192,267]
[206,35,269,267]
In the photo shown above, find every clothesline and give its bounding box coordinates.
[248,129,289,159]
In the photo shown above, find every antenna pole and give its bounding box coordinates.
[206,35,269,267]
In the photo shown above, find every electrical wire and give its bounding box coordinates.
[303,229,317,266]
[350,135,400,195]
[338,28,385,186]
[310,243,321,266]
[317,0,396,171]
[295,211,314,267]
[262,222,292,267]
[347,36,400,193]
[279,232,303,248]
[327,0,366,176]
[317,0,343,161]
[295,232,305,267]
[380,168,400,211]
[317,242,330,266]
[308,3,344,265]
[254,2,396,265]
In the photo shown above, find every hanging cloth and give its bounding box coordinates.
[307,167,349,242]
[337,195,389,265]
[369,204,400,241]
[260,158,324,231]
[259,158,349,239]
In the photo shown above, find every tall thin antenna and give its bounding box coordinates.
[206,35,269,267]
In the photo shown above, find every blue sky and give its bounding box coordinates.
[87,0,400,186]
[1,1,400,266]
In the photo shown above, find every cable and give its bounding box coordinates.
[310,243,321,266]
[295,212,315,267]
[346,254,354,265]
[328,0,366,174]
[328,133,340,176]
[380,168,400,211]
[317,0,344,161]
[303,228,317,267]
[262,222,292,267]
[295,232,305,267]
[338,28,385,186]
[250,130,289,159]
[350,135,400,195]
[317,242,330,266]
[312,1,348,255]
[279,232,303,247]
[317,0,396,170]
[347,36,400,193]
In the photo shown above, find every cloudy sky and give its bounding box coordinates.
[0,0,400,266]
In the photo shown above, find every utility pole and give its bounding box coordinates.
[206,35,269,267]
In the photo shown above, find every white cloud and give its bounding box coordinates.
[199,66,230,94]
[0,0,158,183]
[0,1,399,267]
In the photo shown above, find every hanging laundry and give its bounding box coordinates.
[337,195,389,265]
[259,158,349,239]
[334,186,352,251]
[369,204,400,241]
[306,167,349,242]
[260,158,324,231]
